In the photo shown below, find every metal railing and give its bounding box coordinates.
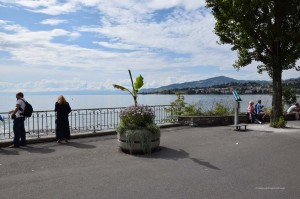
[0,105,178,141]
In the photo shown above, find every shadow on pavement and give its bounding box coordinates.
[150,147,189,160]
[20,145,55,154]
[65,142,96,149]
[246,129,274,133]
[150,147,221,170]
[190,158,221,170]
[285,126,300,130]
[0,148,19,155]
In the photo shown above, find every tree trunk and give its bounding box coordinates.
[271,0,284,123]
[271,67,283,122]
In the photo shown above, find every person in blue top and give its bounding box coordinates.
[256,99,267,121]
[0,115,4,122]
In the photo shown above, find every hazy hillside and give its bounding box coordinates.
[141,76,269,93]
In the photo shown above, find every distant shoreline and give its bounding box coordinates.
[0,92,274,96]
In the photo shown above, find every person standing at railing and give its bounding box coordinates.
[0,115,4,122]
[55,95,71,143]
[9,92,26,148]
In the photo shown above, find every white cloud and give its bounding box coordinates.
[0,20,28,32]
[1,21,193,71]
[79,9,233,70]
[145,0,205,10]
[10,0,57,9]
[68,31,81,40]
[12,0,78,15]
[0,78,101,92]
[0,0,299,94]
[94,41,147,51]
[40,18,67,25]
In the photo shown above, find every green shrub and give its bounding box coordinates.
[167,94,233,118]
[170,92,186,116]
[206,102,232,116]
[182,103,203,116]
[165,92,186,122]
[270,116,286,128]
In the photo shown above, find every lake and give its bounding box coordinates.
[0,94,285,113]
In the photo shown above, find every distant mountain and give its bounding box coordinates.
[141,76,245,93]
[141,76,300,94]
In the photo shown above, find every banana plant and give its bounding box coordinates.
[113,70,144,108]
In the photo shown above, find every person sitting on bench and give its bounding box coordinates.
[247,100,262,124]
[256,99,267,121]
[287,102,300,120]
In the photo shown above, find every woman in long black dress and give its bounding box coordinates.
[55,95,71,143]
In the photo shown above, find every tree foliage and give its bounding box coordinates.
[206,0,300,122]
[206,0,300,74]
[282,86,297,106]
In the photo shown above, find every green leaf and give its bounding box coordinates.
[113,84,129,92]
[134,75,144,90]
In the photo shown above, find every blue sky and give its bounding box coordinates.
[0,0,299,93]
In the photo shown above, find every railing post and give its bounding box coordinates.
[37,112,40,138]
[74,112,77,130]
[8,115,11,139]
[41,114,44,133]
[92,110,95,133]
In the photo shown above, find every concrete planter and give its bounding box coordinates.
[117,129,160,154]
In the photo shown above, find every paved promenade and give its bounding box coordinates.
[1,121,300,199]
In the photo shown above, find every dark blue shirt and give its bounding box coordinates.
[256,103,262,114]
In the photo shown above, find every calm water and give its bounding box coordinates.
[0,94,283,113]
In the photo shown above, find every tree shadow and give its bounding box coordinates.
[246,129,274,133]
[65,142,96,149]
[20,145,55,154]
[147,147,221,170]
[285,126,300,130]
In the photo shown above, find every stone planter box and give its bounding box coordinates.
[284,113,296,121]
[178,113,296,127]
[117,129,160,153]
[248,113,296,123]
[178,115,248,127]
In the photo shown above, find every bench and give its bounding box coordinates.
[230,123,248,131]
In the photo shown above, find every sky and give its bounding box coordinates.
[0,0,299,93]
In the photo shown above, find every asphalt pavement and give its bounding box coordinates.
[1,121,300,199]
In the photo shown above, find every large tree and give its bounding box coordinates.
[206,0,300,123]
